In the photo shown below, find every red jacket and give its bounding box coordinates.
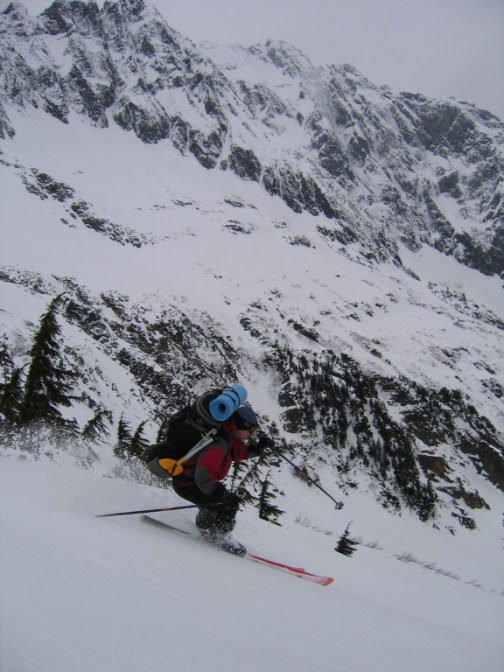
[174,420,257,496]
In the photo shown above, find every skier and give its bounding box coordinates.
[147,390,272,555]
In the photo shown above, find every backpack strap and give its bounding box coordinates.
[158,428,218,476]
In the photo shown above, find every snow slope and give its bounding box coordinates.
[1,454,503,672]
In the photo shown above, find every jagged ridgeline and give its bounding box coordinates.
[1,275,502,526]
[0,0,503,275]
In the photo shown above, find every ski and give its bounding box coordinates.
[247,554,334,586]
[143,514,192,535]
[142,515,333,586]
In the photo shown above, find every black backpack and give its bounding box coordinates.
[146,391,222,478]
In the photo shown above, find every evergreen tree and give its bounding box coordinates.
[19,294,76,425]
[230,461,255,505]
[335,523,358,557]
[0,336,25,424]
[230,460,247,489]
[1,367,25,424]
[417,480,436,521]
[257,470,284,525]
[129,420,149,459]
[0,335,13,383]
[155,416,171,443]
[114,414,132,459]
[82,407,112,444]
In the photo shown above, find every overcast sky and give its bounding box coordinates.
[5,0,503,119]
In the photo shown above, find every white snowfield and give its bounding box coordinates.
[1,455,502,672]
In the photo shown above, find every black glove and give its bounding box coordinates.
[250,434,274,457]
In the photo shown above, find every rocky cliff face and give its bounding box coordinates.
[1,0,503,276]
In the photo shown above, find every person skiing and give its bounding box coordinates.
[147,388,272,555]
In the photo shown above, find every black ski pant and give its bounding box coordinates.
[172,480,238,535]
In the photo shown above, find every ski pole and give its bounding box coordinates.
[275,450,344,510]
[95,504,198,518]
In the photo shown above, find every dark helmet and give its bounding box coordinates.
[233,405,259,431]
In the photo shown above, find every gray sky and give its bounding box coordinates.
[5,0,503,118]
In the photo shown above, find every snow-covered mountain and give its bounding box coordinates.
[1,0,503,274]
[0,0,503,570]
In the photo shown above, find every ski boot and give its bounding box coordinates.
[199,529,247,556]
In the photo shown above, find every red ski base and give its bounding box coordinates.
[248,553,334,586]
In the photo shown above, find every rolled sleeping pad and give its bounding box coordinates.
[209,384,247,421]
